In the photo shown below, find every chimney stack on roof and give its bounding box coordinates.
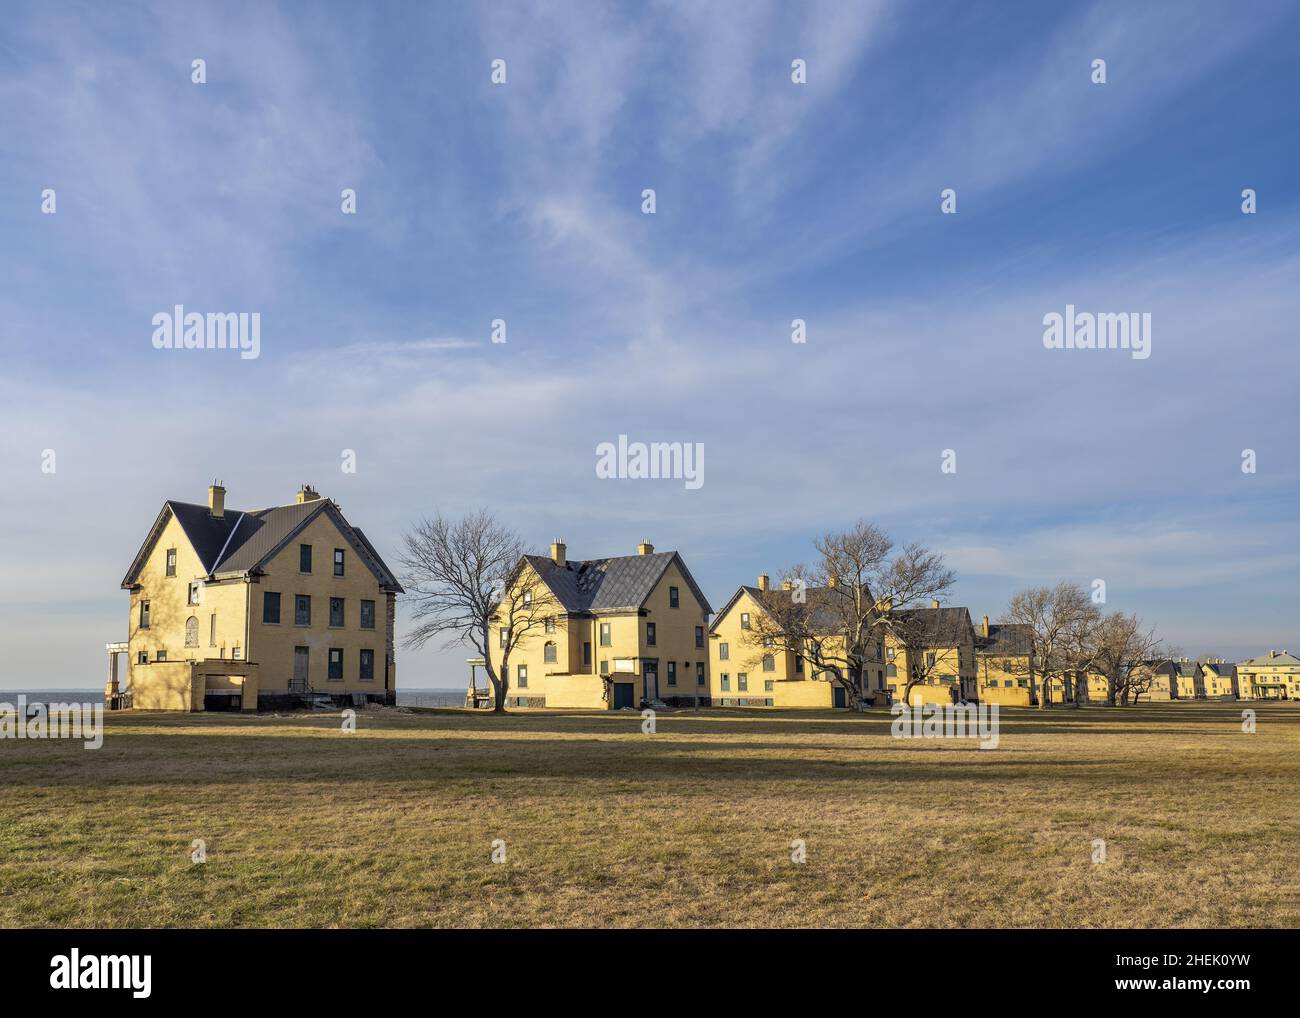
[637,540,654,556]
[208,481,225,519]
[551,539,566,568]
[932,598,941,609]
[781,579,792,591]
[982,613,990,638]
[757,574,770,592]
[296,484,321,504]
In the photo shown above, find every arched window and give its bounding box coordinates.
[185,616,199,648]
[543,641,557,663]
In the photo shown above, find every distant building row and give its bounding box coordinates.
[486,540,1300,709]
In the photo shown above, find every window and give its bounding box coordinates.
[738,673,748,691]
[499,629,507,649]
[517,664,528,689]
[328,648,343,680]
[165,548,176,577]
[263,592,281,624]
[583,642,592,666]
[762,654,775,672]
[600,660,610,675]
[926,651,937,669]
[721,674,730,691]
[299,544,312,573]
[545,617,556,634]
[360,600,375,630]
[329,597,345,628]
[187,581,202,606]
[523,590,532,605]
[669,586,680,608]
[646,622,656,646]
[156,649,167,662]
[334,549,345,576]
[795,655,803,674]
[696,662,705,685]
[139,601,151,629]
[295,595,311,626]
[600,622,612,647]
[185,616,199,648]
[137,651,148,664]
[360,649,374,681]
[209,614,217,647]
[1004,679,1013,688]
[719,642,729,661]
[544,642,557,663]
[667,662,677,686]
[740,612,751,630]
[887,663,897,677]
[695,626,704,648]
[765,679,774,692]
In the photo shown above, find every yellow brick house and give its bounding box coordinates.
[975,614,1035,706]
[707,576,887,708]
[1236,650,1300,699]
[119,483,402,711]
[489,541,712,709]
[1200,659,1238,699]
[884,604,978,705]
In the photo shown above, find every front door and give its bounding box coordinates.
[613,683,634,709]
[644,669,658,703]
[293,647,309,691]
[832,685,846,708]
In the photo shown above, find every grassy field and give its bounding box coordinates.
[1,701,1296,928]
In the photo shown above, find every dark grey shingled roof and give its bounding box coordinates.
[977,622,1033,657]
[122,498,402,592]
[1202,660,1237,677]
[890,606,975,647]
[523,551,710,614]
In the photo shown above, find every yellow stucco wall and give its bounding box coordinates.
[247,510,395,695]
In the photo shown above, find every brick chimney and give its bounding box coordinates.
[208,481,225,519]
[982,613,990,637]
[757,574,770,592]
[637,540,654,556]
[296,484,321,504]
[781,579,792,591]
[932,598,941,609]
[551,539,566,567]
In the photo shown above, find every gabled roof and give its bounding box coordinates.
[977,622,1033,657]
[1201,660,1237,677]
[1239,651,1300,667]
[710,584,849,635]
[122,498,402,593]
[890,606,976,648]
[522,550,710,614]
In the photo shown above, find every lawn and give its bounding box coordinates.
[1,701,1296,927]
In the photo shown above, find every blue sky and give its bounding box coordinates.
[2,0,1299,688]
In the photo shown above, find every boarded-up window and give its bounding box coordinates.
[185,616,199,647]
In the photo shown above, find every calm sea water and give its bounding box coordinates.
[0,688,467,707]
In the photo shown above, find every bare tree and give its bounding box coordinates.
[1001,583,1101,710]
[745,521,955,710]
[398,510,554,713]
[1089,611,1163,706]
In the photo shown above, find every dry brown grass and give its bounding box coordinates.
[1,701,1296,927]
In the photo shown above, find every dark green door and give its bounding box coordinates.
[613,683,634,709]
[832,686,846,708]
